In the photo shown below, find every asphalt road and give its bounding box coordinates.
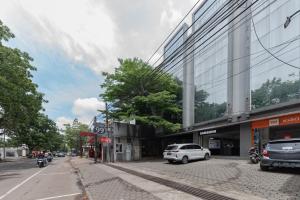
[0,157,83,200]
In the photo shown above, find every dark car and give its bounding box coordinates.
[57,152,65,157]
[260,138,300,171]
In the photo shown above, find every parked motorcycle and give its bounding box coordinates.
[248,147,260,164]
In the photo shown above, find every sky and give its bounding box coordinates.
[0,0,197,129]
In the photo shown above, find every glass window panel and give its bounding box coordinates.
[251,0,300,110]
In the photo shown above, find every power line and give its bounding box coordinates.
[141,0,233,80]
[251,11,300,70]
[146,0,203,65]
[192,42,300,106]
[197,39,300,93]
[166,0,272,79]
[111,0,263,103]
[152,0,258,82]
[151,0,236,74]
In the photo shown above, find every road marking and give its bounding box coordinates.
[34,193,81,200]
[0,167,46,200]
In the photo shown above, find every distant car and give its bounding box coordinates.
[57,152,65,157]
[260,138,300,171]
[71,152,77,157]
[163,143,211,164]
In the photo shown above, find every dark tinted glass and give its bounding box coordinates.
[186,145,194,149]
[193,145,201,149]
[268,141,300,150]
[166,145,178,150]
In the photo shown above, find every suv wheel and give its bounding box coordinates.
[260,164,269,171]
[182,156,188,164]
[204,153,210,160]
[167,160,173,164]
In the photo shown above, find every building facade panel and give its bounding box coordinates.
[250,0,300,110]
[160,0,300,157]
[193,0,229,123]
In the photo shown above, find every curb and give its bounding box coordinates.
[69,158,94,200]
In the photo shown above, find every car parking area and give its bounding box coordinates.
[114,158,300,200]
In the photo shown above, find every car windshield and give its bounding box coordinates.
[268,140,300,150]
[166,145,178,150]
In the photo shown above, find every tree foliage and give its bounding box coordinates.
[101,58,181,133]
[9,113,63,151]
[0,20,45,135]
[64,120,89,151]
[194,88,227,123]
[0,20,63,151]
[252,77,300,109]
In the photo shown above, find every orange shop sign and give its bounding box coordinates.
[269,118,279,126]
[252,113,300,129]
[280,114,300,126]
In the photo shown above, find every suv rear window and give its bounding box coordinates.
[268,140,300,150]
[180,145,197,150]
[166,145,178,150]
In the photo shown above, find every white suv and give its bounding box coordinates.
[163,143,211,164]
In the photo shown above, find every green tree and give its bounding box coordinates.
[9,113,63,151]
[64,120,89,151]
[0,20,45,137]
[251,77,300,109]
[0,20,62,153]
[194,88,226,123]
[101,58,181,133]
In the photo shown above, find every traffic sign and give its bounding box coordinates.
[93,122,105,134]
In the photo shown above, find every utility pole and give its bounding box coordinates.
[3,130,5,160]
[93,116,98,163]
[0,106,5,160]
[105,102,110,162]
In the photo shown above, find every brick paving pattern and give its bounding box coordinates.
[71,158,160,200]
[116,159,300,200]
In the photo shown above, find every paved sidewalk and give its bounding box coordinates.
[112,159,300,200]
[71,158,203,200]
[70,158,161,200]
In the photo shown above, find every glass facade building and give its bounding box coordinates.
[163,25,188,82]
[250,0,300,109]
[193,0,228,123]
[159,0,300,157]
[191,0,300,123]
[162,0,300,125]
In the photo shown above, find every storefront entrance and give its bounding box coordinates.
[199,126,240,156]
[251,113,300,152]
[269,124,300,140]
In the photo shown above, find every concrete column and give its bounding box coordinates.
[227,0,251,117]
[183,35,195,128]
[193,132,199,144]
[240,123,252,157]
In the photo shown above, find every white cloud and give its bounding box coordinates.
[160,0,183,28]
[72,97,105,124]
[0,0,198,74]
[56,116,73,130]
[0,0,117,74]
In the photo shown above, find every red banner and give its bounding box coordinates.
[80,132,95,137]
[100,137,111,143]
[87,136,111,144]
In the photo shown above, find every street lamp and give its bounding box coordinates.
[284,10,300,28]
